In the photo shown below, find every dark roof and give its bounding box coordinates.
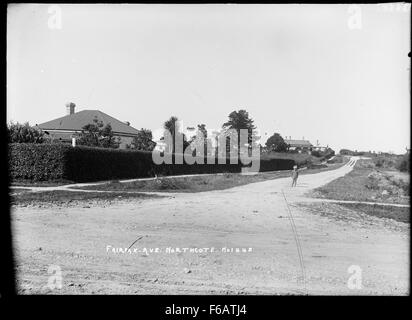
[284,139,313,147]
[38,110,140,136]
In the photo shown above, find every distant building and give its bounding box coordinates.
[37,103,140,149]
[284,138,313,153]
[312,139,329,152]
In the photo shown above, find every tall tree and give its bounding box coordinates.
[222,109,257,156]
[265,133,288,152]
[163,116,179,153]
[131,128,156,151]
[163,116,189,153]
[163,116,179,139]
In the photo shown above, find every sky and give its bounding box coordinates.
[7,4,411,154]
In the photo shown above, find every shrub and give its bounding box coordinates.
[396,154,410,172]
[375,158,383,168]
[311,150,321,157]
[265,133,288,152]
[131,128,156,151]
[77,119,120,149]
[7,122,45,143]
[311,148,335,160]
[372,156,399,170]
[365,172,381,190]
[9,144,296,182]
[323,148,335,160]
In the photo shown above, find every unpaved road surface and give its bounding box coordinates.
[12,157,409,295]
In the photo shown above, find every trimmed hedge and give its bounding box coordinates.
[64,146,155,182]
[257,157,295,172]
[9,144,295,182]
[9,143,69,181]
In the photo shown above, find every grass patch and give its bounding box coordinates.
[9,187,30,194]
[297,202,409,227]
[337,203,410,224]
[327,155,345,164]
[313,159,410,205]
[11,180,74,187]
[261,152,322,166]
[73,172,290,193]
[74,163,346,193]
[9,187,32,195]
[11,190,158,207]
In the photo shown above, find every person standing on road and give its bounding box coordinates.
[291,165,299,187]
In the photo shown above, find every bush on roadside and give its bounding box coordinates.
[373,155,400,170]
[311,150,321,157]
[396,154,410,172]
[365,170,410,197]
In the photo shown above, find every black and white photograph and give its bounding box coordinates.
[5,3,410,297]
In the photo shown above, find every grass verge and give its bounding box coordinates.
[297,202,409,227]
[11,180,74,187]
[72,163,346,193]
[10,187,32,194]
[311,159,409,205]
[261,152,323,166]
[337,203,409,224]
[10,190,159,207]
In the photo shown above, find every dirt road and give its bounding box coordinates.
[12,157,409,295]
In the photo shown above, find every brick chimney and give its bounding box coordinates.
[66,102,76,115]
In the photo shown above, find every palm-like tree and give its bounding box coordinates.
[163,116,179,153]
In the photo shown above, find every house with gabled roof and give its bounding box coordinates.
[37,103,140,149]
[284,137,313,153]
